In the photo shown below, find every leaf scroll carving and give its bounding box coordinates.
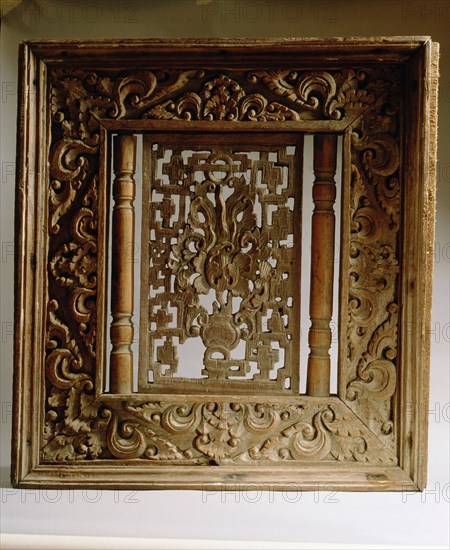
[49,139,98,234]
[347,303,398,404]
[49,178,98,357]
[42,63,403,472]
[248,69,380,120]
[43,301,103,461]
[342,66,402,449]
[145,74,300,121]
[95,399,396,465]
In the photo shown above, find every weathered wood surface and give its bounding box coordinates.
[12,38,438,491]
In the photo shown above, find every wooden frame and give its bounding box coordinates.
[13,38,439,490]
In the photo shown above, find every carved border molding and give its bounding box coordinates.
[13,38,439,490]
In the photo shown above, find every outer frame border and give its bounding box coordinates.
[12,38,439,490]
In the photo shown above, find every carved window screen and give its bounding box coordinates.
[13,38,439,491]
[137,134,302,394]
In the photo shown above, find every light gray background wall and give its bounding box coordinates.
[1,0,449,547]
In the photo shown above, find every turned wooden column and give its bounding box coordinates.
[306,134,338,397]
[110,134,137,394]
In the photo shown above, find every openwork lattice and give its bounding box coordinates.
[139,138,301,392]
[12,38,438,491]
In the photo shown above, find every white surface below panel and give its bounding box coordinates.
[0,534,447,550]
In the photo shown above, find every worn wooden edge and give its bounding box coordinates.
[86,393,341,404]
[414,39,439,490]
[99,119,350,134]
[24,36,431,45]
[96,125,109,398]
[11,43,41,486]
[22,37,430,68]
[397,47,418,487]
[23,36,431,52]
[11,41,28,488]
[398,39,439,491]
[138,134,151,392]
[421,40,440,488]
[38,38,51,481]
[337,128,351,397]
[12,43,48,487]
[14,463,416,491]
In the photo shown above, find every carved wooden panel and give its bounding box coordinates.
[13,39,439,491]
[341,67,402,455]
[139,135,302,393]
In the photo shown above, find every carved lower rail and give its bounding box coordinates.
[42,394,397,465]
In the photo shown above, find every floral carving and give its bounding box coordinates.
[353,133,400,229]
[45,300,90,390]
[49,179,98,357]
[347,303,398,403]
[103,408,185,461]
[43,301,101,461]
[42,63,403,471]
[248,69,381,120]
[171,171,273,358]
[249,404,394,463]
[141,145,298,388]
[97,399,396,465]
[49,139,98,234]
[342,67,401,448]
[146,74,300,121]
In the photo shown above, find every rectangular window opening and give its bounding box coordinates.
[106,132,342,396]
[137,134,302,394]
